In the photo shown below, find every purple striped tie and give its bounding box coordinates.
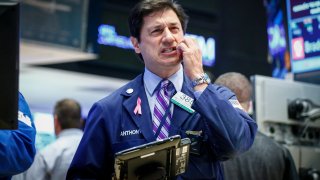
[153,80,174,140]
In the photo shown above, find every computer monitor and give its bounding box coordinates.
[0,1,19,129]
[33,112,56,150]
[114,135,191,180]
[251,75,320,175]
[251,75,320,139]
[286,0,320,84]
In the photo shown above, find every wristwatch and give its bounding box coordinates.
[191,73,211,87]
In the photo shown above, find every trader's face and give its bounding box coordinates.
[131,9,184,77]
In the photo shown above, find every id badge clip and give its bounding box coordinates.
[186,130,203,156]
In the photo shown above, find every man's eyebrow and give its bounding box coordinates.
[168,22,179,26]
[150,24,164,29]
[146,21,180,32]
[146,24,164,33]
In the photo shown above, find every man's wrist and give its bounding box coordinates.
[191,73,211,87]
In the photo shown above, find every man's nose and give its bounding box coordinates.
[162,28,175,44]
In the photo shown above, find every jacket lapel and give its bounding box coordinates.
[122,75,155,142]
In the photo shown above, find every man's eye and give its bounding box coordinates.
[152,29,162,33]
[171,27,179,32]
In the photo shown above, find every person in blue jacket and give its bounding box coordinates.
[0,92,36,179]
[67,0,257,179]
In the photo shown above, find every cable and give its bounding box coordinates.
[298,118,312,170]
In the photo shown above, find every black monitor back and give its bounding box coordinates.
[0,2,19,129]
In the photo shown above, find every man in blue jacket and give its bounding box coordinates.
[0,93,36,179]
[67,0,257,179]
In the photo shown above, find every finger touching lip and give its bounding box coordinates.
[177,41,188,52]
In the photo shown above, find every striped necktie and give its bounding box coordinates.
[153,80,175,140]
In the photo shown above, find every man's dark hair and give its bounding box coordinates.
[128,0,189,41]
[54,99,82,130]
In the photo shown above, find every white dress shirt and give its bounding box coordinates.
[23,128,83,180]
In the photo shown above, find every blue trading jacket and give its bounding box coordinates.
[0,93,36,179]
[67,74,257,180]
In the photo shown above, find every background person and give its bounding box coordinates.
[67,1,257,179]
[22,99,83,180]
[215,72,299,180]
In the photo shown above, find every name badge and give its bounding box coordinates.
[18,111,32,127]
[171,91,195,113]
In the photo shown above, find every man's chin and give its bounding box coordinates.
[162,56,181,63]
[162,59,181,66]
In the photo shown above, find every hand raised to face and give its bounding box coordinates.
[177,37,205,80]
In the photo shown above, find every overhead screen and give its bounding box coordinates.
[265,0,290,79]
[20,0,89,50]
[286,0,320,84]
[38,0,270,80]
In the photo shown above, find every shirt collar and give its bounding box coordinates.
[144,64,183,96]
[57,128,83,139]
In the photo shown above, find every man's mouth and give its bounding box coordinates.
[161,47,176,53]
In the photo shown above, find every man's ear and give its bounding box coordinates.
[54,115,61,135]
[130,36,141,53]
